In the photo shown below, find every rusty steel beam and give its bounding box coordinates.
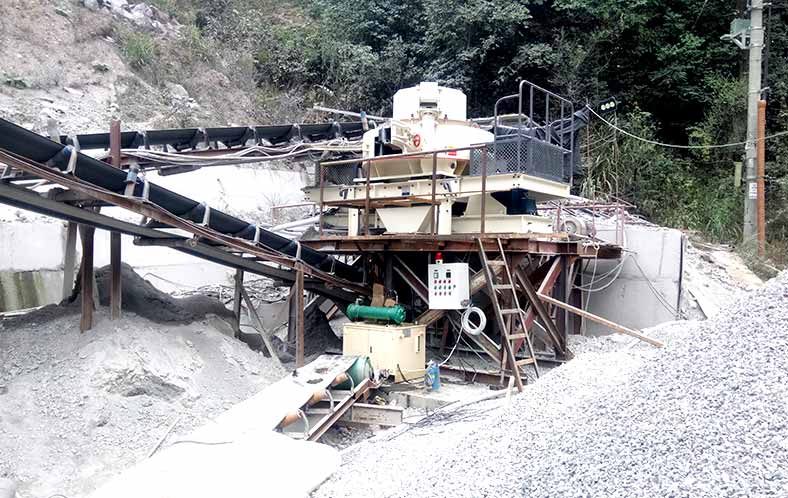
[512,256,568,354]
[302,235,619,258]
[79,224,95,332]
[110,232,122,320]
[514,265,566,358]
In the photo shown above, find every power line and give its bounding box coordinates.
[586,106,788,149]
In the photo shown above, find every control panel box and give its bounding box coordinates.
[428,262,470,310]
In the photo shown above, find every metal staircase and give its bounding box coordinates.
[478,238,541,392]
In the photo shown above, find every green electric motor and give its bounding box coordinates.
[346,303,406,324]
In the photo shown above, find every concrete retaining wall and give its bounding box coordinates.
[582,225,685,335]
[0,222,67,311]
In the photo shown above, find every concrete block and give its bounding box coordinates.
[0,222,66,272]
[0,269,63,311]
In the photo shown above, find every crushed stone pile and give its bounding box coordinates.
[0,310,286,498]
[315,272,788,498]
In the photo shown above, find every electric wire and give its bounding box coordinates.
[110,138,363,170]
[574,254,631,292]
[586,105,788,149]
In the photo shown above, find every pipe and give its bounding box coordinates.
[346,303,406,324]
[269,215,320,232]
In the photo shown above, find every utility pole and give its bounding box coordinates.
[743,0,764,243]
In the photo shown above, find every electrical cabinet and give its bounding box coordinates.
[343,323,426,382]
[428,262,470,310]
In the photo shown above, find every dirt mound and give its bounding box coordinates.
[0,309,286,498]
[95,263,235,324]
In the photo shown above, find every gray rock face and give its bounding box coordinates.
[315,271,788,498]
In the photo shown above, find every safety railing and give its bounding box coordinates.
[317,144,495,237]
[484,80,576,184]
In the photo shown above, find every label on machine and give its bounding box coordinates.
[428,262,470,310]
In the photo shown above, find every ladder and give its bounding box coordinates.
[477,238,540,392]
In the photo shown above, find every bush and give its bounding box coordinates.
[121,31,159,70]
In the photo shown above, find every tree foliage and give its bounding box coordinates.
[122,0,788,248]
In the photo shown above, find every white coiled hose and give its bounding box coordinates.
[461,306,486,336]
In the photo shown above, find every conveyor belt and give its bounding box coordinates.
[0,117,364,289]
[54,121,366,151]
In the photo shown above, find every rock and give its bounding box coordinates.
[164,82,190,102]
[92,62,110,73]
[105,0,128,13]
[82,0,100,11]
[4,76,29,90]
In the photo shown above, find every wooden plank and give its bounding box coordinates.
[79,225,95,332]
[108,120,122,321]
[537,293,664,348]
[110,232,122,320]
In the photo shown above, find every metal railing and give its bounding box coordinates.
[478,80,575,184]
[317,144,493,237]
[315,81,578,238]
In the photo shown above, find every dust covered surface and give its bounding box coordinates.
[0,310,286,498]
[95,263,235,324]
[315,272,788,498]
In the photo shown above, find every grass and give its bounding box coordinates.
[121,31,159,70]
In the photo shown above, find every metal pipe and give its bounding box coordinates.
[364,159,371,235]
[320,143,495,167]
[480,144,487,235]
[269,215,319,232]
[430,152,438,234]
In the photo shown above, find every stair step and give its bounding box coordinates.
[500,309,521,315]
[487,260,506,266]
[493,284,514,290]
[516,358,536,366]
[507,333,527,340]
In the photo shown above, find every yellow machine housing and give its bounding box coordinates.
[342,322,426,382]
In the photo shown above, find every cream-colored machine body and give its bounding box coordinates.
[342,322,426,382]
[306,82,571,236]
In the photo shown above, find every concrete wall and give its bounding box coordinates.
[0,222,67,271]
[0,222,67,311]
[582,225,684,335]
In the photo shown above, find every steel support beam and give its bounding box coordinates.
[79,225,95,332]
[233,269,244,333]
[0,182,357,304]
[62,222,77,301]
[110,232,122,320]
[240,285,282,366]
[293,266,305,367]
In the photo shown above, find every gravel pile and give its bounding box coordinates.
[315,272,788,498]
[0,310,285,498]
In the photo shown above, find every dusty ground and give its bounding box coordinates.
[315,272,788,497]
[0,309,286,498]
[682,240,764,319]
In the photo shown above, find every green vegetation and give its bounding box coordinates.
[117,0,788,263]
[120,30,158,70]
